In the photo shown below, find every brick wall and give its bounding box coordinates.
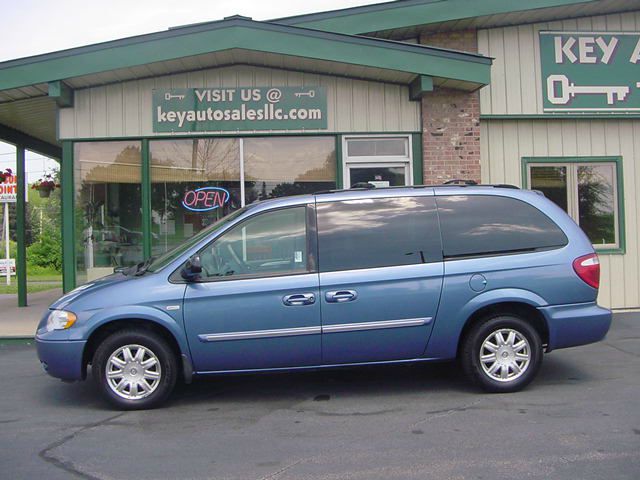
[420,30,481,185]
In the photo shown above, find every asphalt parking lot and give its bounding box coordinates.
[0,313,638,480]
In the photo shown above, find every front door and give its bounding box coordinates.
[343,135,413,188]
[316,194,444,364]
[183,205,321,372]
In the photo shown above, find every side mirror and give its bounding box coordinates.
[181,254,203,281]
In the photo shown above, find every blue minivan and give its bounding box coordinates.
[36,186,612,409]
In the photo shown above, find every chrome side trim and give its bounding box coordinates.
[322,317,431,334]
[198,326,321,342]
[198,317,431,342]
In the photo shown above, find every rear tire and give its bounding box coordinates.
[461,315,543,393]
[92,329,177,410]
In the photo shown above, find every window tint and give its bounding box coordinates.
[317,196,441,272]
[198,207,308,280]
[437,195,567,258]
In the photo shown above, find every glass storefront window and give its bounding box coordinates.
[72,135,338,283]
[150,138,241,256]
[74,141,142,284]
[243,137,336,203]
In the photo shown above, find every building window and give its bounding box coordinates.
[524,158,624,251]
[74,141,143,283]
[243,137,335,203]
[150,138,242,256]
[343,135,412,188]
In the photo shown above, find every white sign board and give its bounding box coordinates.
[0,259,16,276]
[0,175,17,203]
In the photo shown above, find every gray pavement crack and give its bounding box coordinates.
[38,412,126,480]
[258,457,308,480]
[603,341,640,358]
[409,397,484,428]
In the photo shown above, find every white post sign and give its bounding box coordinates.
[0,174,17,286]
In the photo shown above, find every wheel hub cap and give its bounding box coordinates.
[479,328,531,383]
[106,344,161,400]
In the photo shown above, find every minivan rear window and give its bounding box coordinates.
[317,196,441,272]
[437,195,568,259]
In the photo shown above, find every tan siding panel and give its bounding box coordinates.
[106,84,123,138]
[482,118,640,309]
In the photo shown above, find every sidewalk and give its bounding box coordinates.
[0,288,62,337]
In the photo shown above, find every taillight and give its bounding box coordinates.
[573,253,600,289]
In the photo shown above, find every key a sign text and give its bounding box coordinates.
[540,31,640,113]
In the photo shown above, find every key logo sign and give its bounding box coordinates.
[540,31,640,113]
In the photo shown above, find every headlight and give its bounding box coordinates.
[46,310,77,332]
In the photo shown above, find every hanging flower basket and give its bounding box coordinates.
[32,174,60,198]
[0,168,12,183]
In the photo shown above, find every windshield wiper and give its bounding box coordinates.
[134,256,156,276]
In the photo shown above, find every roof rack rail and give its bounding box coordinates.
[443,179,478,185]
[312,183,520,195]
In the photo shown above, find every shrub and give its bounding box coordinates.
[26,228,62,271]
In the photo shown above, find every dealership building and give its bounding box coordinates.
[0,0,638,309]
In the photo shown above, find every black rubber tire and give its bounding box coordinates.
[92,329,178,410]
[461,315,543,393]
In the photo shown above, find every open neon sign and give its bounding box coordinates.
[182,187,230,212]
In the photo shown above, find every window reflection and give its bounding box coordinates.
[150,139,241,256]
[244,137,335,203]
[74,141,142,284]
[530,166,568,211]
[578,165,615,245]
[317,197,441,271]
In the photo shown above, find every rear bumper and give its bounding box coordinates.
[35,338,86,381]
[538,302,612,351]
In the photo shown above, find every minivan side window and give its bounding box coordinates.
[316,196,441,272]
[197,206,309,280]
[437,195,568,259]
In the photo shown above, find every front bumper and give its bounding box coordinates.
[538,302,612,351]
[35,337,86,381]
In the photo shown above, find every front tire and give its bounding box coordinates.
[92,329,178,410]
[461,315,543,393]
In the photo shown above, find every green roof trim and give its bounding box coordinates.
[276,0,597,35]
[48,81,74,107]
[410,75,433,100]
[0,18,491,92]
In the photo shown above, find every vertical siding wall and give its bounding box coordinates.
[477,11,640,115]
[59,65,420,139]
[481,119,640,309]
[478,12,640,309]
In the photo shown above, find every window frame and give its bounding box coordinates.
[342,134,414,188]
[522,156,625,254]
[188,204,316,283]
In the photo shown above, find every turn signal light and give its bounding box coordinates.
[573,253,600,289]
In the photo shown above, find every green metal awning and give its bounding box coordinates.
[275,0,635,38]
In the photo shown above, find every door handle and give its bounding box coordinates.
[325,290,358,303]
[283,293,316,306]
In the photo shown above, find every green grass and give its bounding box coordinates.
[0,282,61,295]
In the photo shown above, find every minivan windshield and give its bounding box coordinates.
[146,207,248,273]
